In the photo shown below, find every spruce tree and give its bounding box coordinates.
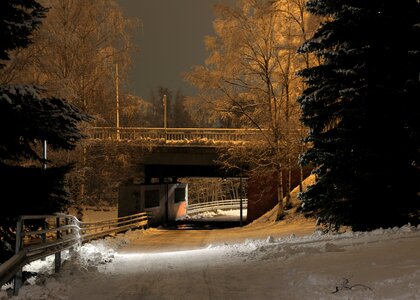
[298,0,420,230]
[0,1,91,260]
[0,0,46,66]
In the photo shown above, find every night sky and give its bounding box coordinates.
[117,0,234,99]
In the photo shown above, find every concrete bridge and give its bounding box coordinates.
[86,127,259,179]
[85,127,277,224]
[86,127,261,147]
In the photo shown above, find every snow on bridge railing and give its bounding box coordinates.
[85,127,262,145]
[0,212,149,296]
[187,199,248,215]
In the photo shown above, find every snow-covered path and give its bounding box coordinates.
[3,223,420,300]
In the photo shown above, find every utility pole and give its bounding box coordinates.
[163,94,167,141]
[115,63,120,140]
[163,94,167,130]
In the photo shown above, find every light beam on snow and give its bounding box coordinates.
[115,247,221,261]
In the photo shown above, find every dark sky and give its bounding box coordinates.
[117,0,233,99]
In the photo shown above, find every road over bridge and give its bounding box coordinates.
[86,127,260,179]
[86,127,261,146]
[85,127,280,223]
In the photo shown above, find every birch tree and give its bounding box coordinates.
[185,0,318,217]
[0,0,139,206]
[1,0,138,125]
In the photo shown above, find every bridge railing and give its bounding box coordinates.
[187,199,248,215]
[86,127,262,144]
[0,212,148,295]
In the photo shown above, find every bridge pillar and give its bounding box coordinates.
[118,181,188,226]
[246,171,278,222]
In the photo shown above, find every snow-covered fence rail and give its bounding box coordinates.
[0,212,148,295]
[187,199,248,215]
[86,127,261,145]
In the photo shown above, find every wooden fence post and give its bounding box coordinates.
[54,217,61,273]
[13,216,23,295]
[41,219,47,261]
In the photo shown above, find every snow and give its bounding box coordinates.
[181,209,247,220]
[2,222,420,299]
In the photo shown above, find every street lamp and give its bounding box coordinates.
[163,94,167,130]
[42,140,47,170]
[115,63,120,140]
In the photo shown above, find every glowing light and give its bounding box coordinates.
[115,247,219,261]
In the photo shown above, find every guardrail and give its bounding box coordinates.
[0,212,148,295]
[187,199,248,215]
[86,127,261,145]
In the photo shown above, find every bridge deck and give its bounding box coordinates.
[86,127,262,146]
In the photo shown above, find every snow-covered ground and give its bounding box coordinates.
[2,223,420,299]
[181,209,247,220]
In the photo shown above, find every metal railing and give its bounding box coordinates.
[0,212,148,295]
[187,199,248,215]
[86,127,262,145]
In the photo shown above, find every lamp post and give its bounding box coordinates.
[163,94,167,141]
[41,140,47,254]
[115,63,120,140]
[42,140,47,170]
[163,94,167,130]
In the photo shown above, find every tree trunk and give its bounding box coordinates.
[80,146,87,205]
[299,165,304,193]
[276,167,284,220]
[285,161,292,209]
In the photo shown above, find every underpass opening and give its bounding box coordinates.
[174,177,248,229]
[117,145,282,229]
[118,176,248,230]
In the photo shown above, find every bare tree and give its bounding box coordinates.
[0,0,140,206]
[121,94,153,127]
[1,0,138,125]
[185,0,318,218]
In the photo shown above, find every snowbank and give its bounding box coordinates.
[250,174,316,225]
[180,209,247,220]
